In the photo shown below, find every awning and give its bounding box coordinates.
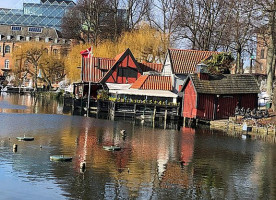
[106,83,131,90]
[109,89,178,98]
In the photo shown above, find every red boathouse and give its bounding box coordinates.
[180,73,260,120]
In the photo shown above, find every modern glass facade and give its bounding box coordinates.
[0,0,75,31]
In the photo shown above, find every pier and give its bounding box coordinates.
[72,98,180,125]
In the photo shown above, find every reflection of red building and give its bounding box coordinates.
[74,124,132,173]
[180,127,195,165]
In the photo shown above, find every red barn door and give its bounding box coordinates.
[216,95,238,119]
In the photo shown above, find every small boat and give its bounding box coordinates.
[103,145,121,151]
[50,155,73,162]
[16,136,34,141]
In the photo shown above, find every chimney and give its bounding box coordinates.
[196,63,209,80]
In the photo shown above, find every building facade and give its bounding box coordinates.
[0,24,74,86]
[255,35,267,75]
[0,0,75,31]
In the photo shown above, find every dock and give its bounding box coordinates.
[72,98,180,125]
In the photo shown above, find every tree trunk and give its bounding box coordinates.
[266,33,275,96]
[34,64,38,92]
[235,45,242,74]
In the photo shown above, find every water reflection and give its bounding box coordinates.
[1,94,276,199]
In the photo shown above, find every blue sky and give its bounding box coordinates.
[0,0,39,9]
[0,0,76,9]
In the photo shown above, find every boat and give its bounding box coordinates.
[1,85,34,93]
[50,155,73,162]
[16,136,34,141]
[103,145,121,151]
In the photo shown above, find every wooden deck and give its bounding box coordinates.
[72,98,180,124]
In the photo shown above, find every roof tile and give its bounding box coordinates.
[131,75,172,90]
[169,48,218,74]
[189,74,260,94]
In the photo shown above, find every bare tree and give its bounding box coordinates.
[226,0,255,74]
[121,0,151,29]
[253,0,276,96]
[61,0,127,44]
[148,0,178,45]
[176,0,233,51]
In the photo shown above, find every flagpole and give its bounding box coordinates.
[87,45,93,117]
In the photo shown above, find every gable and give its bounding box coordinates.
[100,49,142,84]
[162,51,173,75]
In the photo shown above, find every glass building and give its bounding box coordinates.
[0,0,75,31]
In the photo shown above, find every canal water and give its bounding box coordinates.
[0,93,276,200]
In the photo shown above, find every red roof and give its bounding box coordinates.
[131,75,172,90]
[82,57,115,82]
[168,48,218,74]
[139,62,163,73]
[114,50,125,62]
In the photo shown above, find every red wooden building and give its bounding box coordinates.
[180,73,260,120]
[74,48,164,99]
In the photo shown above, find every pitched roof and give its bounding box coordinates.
[131,75,172,90]
[168,48,218,74]
[183,74,260,94]
[82,57,115,82]
[99,48,142,83]
[139,62,163,73]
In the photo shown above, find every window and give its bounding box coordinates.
[53,49,58,55]
[261,49,265,59]
[28,27,42,33]
[5,60,9,69]
[5,45,10,53]
[44,48,48,54]
[11,26,21,31]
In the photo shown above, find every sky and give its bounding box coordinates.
[0,0,39,9]
[0,0,76,9]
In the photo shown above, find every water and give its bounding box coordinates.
[0,93,276,199]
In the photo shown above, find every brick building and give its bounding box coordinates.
[0,24,74,86]
[255,35,268,75]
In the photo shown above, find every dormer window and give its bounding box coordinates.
[45,37,51,43]
[11,26,21,31]
[16,35,22,41]
[26,36,31,41]
[35,36,40,42]
[7,35,11,40]
[28,27,42,33]
[54,38,58,43]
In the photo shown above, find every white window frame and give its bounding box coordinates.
[5,59,9,69]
